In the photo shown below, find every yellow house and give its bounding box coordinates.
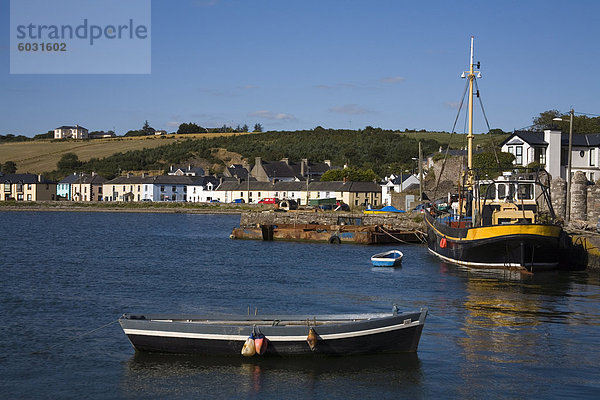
[71,173,107,202]
[1,174,57,201]
[103,174,150,202]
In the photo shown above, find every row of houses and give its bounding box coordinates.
[1,172,386,207]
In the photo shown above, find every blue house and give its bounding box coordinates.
[57,173,80,200]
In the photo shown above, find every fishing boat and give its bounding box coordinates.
[119,307,427,356]
[424,37,563,272]
[371,250,403,267]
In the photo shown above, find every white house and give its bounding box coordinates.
[500,129,600,183]
[54,125,89,139]
[381,173,421,206]
[187,176,219,202]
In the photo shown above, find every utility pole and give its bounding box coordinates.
[418,141,423,202]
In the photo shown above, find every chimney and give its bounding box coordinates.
[127,172,132,178]
[142,172,146,178]
[38,174,43,182]
[281,157,289,165]
[255,157,262,167]
[220,177,223,185]
[343,176,347,183]
[238,178,241,184]
[91,171,96,176]
[324,159,331,167]
[301,159,308,176]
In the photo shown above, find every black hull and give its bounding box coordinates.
[125,325,424,356]
[425,212,562,271]
[119,310,427,356]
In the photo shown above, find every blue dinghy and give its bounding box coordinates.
[371,250,403,267]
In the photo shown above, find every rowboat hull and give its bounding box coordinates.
[371,250,403,267]
[119,310,427,356]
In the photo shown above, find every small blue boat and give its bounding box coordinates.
[371,250,403,267]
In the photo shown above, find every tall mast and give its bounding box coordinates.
[463,36,479,189]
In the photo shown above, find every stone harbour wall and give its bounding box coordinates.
[239,210,425,231]
[552,171,600,229]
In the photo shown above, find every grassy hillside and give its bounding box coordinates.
[0,130,508,177]
[0,132,252,174]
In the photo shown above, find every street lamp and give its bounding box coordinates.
[553,109,574,224]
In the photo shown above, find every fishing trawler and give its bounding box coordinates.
[424,37,563,272]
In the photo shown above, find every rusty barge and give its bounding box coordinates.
[230,211,425,245]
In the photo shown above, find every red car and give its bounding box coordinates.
[258,198,278,204]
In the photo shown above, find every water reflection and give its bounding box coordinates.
[122,352,423,399]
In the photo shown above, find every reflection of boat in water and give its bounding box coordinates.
[425,37,563,273]
[119,308,427,356]
[123,352,422,398]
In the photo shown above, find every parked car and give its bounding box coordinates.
[209,199,220,203]
[258,198,278,204]
[412,202,431,213]
[232,198,245,203]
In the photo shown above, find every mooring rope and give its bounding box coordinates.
[379,226,426,244]
[31,318,120,354]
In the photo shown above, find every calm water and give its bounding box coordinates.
[1,211,599,399]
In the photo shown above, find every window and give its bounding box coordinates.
[591,148,596,166]
[534,147,546,165]
[27,184,32,190]
[3,183,10,192]
[17,194,23,201]
[161,186,165,192]
[172,186,176,192]
[27,194,32,201]
[515,146,523,165]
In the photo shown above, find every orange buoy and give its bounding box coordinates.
[307,328,318,351]
[440,238,447,248]
[254,333,268,355]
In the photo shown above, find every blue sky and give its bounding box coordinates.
[2,0,600,136]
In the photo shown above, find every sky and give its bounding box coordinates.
[2,0,600,137]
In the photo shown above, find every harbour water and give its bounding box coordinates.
[1,211,599,399]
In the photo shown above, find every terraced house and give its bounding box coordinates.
[1,173,57,201]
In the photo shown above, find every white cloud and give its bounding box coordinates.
[328,104,373,115]
[444,101,460,109]
[380,76,406,83]
[249,110,296,120]
[166,121,180,127]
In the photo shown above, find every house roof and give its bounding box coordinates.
[567,133,600,147]
[169,165,205,176]
[260,161,299,179]
[1,173,56,184]
[190,176,219,186]
[58,173,82,184]
[225,164,249,179]
[500,131,547,147]
[105,175,153,184]
[73,174,107,185]
[56,125,87,131]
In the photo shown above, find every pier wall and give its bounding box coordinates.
[552,171,600,229]
[239,211,425,231]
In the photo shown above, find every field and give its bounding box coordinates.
[0,131,509,174]
[0,132,253,174]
